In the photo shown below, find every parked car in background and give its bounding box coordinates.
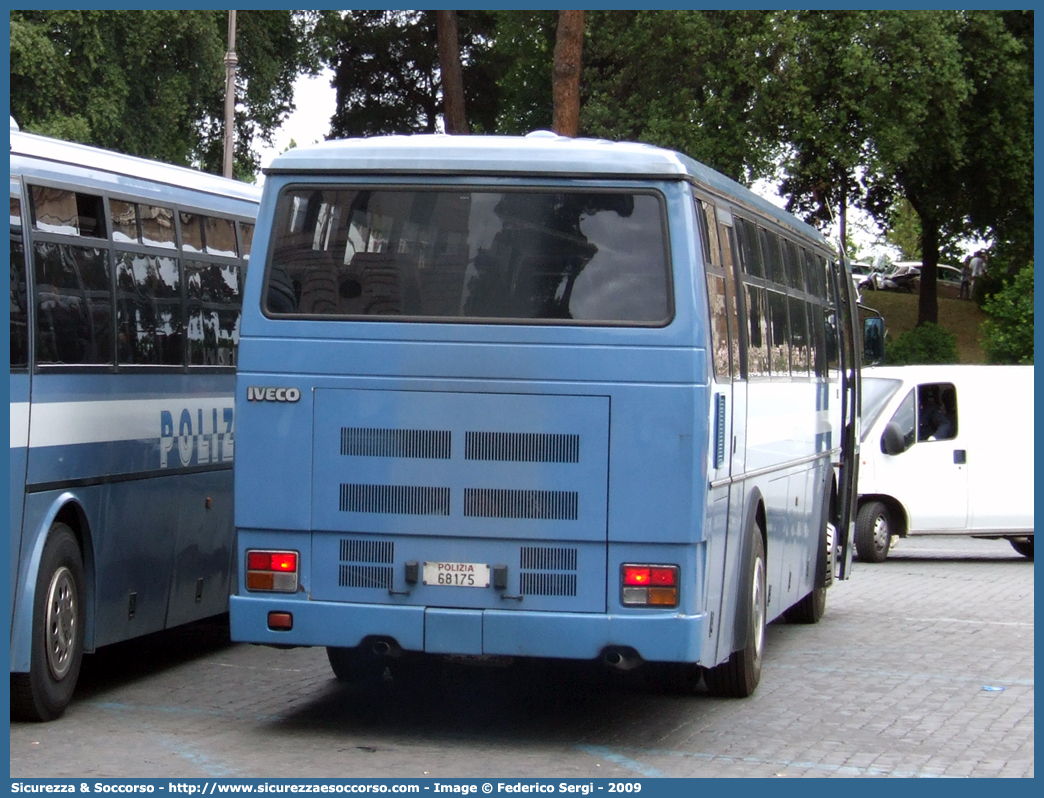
[868,261,961,296]
[855,365,1034,562]
[849,262,873,301]
[913,264,963,299]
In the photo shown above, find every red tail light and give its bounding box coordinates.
[621,564,679,607]
[245,549,299,592]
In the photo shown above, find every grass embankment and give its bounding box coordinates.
[860,289,987,364]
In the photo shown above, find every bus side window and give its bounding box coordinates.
[697,199,732,380]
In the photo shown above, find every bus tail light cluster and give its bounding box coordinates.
[621,564,679,607]
[245,550,299,592]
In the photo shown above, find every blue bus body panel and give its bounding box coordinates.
[10,375,30,629]
[231,135,848,671]
[9,130,260,681]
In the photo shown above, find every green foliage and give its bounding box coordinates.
[579,10,784,182]
[319,10,501,138]
[980,264,1034,364]
[884,322,959,365]
[883,200,922,261]
[490,11,557,134]
[10,10,318,177]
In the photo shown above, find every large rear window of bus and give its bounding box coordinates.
[264,188,671,325]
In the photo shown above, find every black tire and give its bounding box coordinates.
[643,661,701,695]
[326,645,390,685]
[855,501,893,563]
[11,523,86,722]
[785,490,835,624]
[1009,538,1034,559]
[705,529,766,698]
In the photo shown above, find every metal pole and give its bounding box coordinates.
[223,10,238,179]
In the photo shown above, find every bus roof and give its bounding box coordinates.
[265,132,828,246]
[10,129,262,205]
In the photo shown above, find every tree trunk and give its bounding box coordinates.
[917,218,939,326]
[436,10,469,135]
[552,10,584,137]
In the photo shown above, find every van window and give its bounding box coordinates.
[860,377,902,440]
[917,382,957,441]
[886,389,917,451]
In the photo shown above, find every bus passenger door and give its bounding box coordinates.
[697,198,746,664]
[10,177,31,618]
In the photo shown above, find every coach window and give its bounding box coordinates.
[240,222,254,258]
[31,186,106,239]
[698,199,732,380]
[116,252,182,366]
[788,296,810,377]
[767,289,790,376]
[186,260,241,367]
[204,216,238,258]
[759,227,787,286]
[110,199,139,243]
[179,212,204,254]
[140,205,176,249]
[33,241,113,365]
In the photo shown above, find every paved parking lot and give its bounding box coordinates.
[10,536,1033,778]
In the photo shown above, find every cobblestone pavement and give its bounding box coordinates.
[10,536,1033,778]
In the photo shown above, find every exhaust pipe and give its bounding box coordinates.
[370,638,403,658]
[602,647,643,671]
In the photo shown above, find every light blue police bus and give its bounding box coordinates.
[9,120,260,720]
[229,132,862,697]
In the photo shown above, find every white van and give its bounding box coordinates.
[856,365,1034,561]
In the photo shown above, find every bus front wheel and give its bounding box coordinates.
[704,529,766,698]
[11,523,86,722]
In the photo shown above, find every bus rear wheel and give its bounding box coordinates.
[705,529,765,698]
[326,645,390,685]
[11,523,86,722]
[1009,537,1033,559]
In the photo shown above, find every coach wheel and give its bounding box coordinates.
[855,501,893,563]
[326,645,390,685]
[785,490,835,624]
[11,523,86,722]
[704,528,766,698]
[1008,537,1033,559]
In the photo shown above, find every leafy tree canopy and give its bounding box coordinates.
[318,10,501,138]
[10,10,320,179]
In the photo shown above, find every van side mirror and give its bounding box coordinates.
[863,317,885,365]
[881,422,906,455]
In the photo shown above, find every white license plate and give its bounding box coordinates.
[422,561,490,588]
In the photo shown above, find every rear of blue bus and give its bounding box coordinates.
[230,136,724,674]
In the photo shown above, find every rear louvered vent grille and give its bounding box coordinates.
[341,427,451,459]
[520,546,578,571]
[463,489,578,520]
[338,538,393,589]
[520,546,579,596]
[465,432,580,463]
[340,484,451,516]
[340,539,393,564]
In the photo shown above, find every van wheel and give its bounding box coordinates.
[855,501,893,563]
[11,523,86,722]
[705,530,765,698]
[1009,538,1033,559]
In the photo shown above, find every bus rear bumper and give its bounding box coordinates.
[229,595,706,665]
